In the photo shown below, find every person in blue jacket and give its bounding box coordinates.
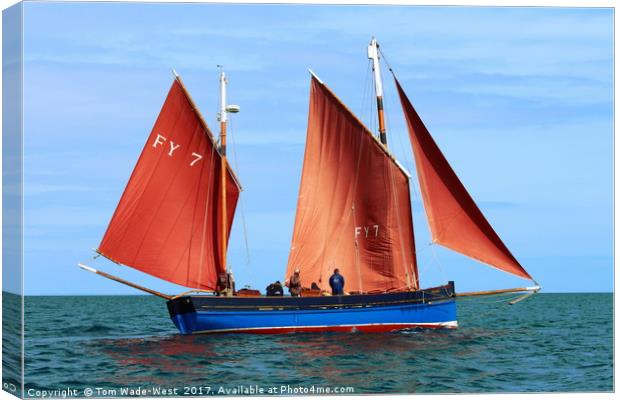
[329,268,345,295]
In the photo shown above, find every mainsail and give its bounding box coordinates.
[395,78,531,280]
[98,78,240,290]
[286,76,418,293]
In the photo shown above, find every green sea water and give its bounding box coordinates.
[2,293,613,396]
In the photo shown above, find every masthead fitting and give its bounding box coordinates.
[367,38,380,60]
[219,71,228,123]
[367,37,387,145]
[367,38,384,98]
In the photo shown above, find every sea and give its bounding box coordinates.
[2,293,613,396]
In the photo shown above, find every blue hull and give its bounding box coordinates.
[171,299,456,334]
[167,283,457,334]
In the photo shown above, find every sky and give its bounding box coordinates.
[6,2,613,295]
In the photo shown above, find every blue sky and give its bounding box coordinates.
[13,2,613,294]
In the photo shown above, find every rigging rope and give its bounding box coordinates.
[380,56,415,179]
[366,59,378,137]
[379,47,396,77]
[429,243,448,284]
[228,117,251,264]
[337,59,374,293]
[359,59,372,128]
[196,127,217,284]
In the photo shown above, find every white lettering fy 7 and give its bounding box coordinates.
[355,224,380,238]
[151,133,203,167]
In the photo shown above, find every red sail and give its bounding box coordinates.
[98,79,240,290]
[395,79,531,280]
[285,76,418,294]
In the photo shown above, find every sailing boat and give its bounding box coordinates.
[79,39,540,335]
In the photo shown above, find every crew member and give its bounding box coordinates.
[287,268,302,297]
[329,268,345,295]
[216,271,235,296]
[266,281,284,296]
[216,272,228,295]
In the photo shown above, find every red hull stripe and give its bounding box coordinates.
[193,321,458,334]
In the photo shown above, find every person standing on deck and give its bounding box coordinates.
[216,271,235,297]
[329,268,345,295]
[287,268,302,297]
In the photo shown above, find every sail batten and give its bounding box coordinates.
[395,78,532,281]
[285,76,418,293]
[98,78,240,290]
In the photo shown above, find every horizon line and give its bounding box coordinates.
[2,290,614,297]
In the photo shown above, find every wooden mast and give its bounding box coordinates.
[218,69,240,296]
[219,70,229,295]
[368,37,388,146]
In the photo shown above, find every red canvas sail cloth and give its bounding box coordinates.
[394,78,532,280]
[98,79,240,290]
[285,77,418,293]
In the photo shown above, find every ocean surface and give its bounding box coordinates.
[2,293,613,396]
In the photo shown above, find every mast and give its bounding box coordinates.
[367,38,414,290]
[368,37,387,146]
[219,71,228,275]
[218,69,240,285]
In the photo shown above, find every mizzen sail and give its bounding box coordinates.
[395,78,531,280]
[98,78,240,290]
[286,76,418,293]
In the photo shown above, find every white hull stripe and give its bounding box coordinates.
[192,321,458,334]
